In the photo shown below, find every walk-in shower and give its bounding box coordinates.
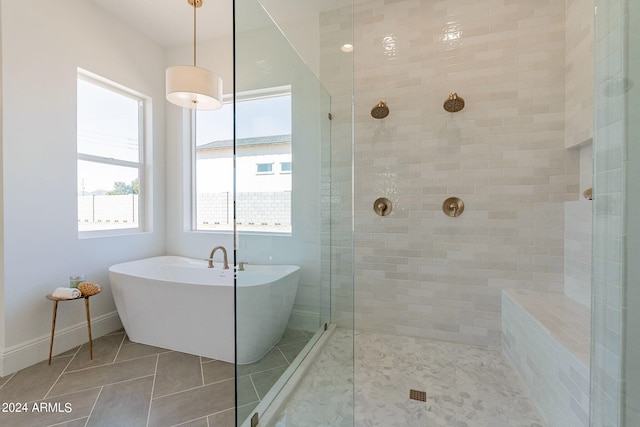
[236,0,639,425]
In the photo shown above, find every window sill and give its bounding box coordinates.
[188,229,292,237]
[78,227,148,239]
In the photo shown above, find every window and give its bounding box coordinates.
[256,163,273,174]
[194,87,291,232]
[280,162,292,173]
[77,70,147,234]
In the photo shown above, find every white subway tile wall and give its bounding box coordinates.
[503,289,590,427]
[564,200,592,308]
[565,0,594,149]
[345,0,579,347]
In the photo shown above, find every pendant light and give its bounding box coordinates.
[166,0,223,110]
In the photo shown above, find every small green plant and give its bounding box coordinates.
[108,178,139,195]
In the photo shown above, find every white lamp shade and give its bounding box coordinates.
[166,65,223,110]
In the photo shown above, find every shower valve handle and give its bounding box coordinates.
[373,197,392,216]
[443,197,464,217]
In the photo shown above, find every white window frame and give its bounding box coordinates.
[77,69,149,237]
[191,85,292,234]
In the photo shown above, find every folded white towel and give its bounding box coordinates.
[52,287,81,299]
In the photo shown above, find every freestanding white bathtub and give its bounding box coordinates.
[108,256,300,364]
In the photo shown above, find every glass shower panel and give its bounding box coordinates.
[591,0,639,425]
[234,0,352,425]
[624,0,640,423]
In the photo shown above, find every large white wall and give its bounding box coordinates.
[0,0,166,375]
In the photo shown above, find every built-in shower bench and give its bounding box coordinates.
[502,289,590,427]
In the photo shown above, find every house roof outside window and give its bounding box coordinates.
[196,133,291,151]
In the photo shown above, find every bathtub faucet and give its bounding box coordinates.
[208,246,230,269]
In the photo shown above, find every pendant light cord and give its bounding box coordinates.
[193,0,197,66]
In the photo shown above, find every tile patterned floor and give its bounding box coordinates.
[0,328,311,427]
[275,329,547,427]
[2,327,545,427]
[237,329,313,423]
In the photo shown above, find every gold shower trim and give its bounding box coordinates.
[371,101,389,119]
[444,92,465,112]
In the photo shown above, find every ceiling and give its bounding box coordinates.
[88,0,356,49]
[88,0,234,48]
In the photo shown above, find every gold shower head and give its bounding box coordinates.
[444,93,464,112]
[371,101,389,119]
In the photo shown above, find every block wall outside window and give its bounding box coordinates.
[195,191,291,232]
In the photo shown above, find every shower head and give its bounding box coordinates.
[371,101,389,119]
[443,92,464,112]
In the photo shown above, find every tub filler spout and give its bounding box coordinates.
[208,246,229,269]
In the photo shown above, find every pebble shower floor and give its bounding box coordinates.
[275,329,547,427]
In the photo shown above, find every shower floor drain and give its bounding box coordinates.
[409,389,427,402]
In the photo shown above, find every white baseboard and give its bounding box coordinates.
[0,311,122,377]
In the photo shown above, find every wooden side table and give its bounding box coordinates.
[46,289,102,365]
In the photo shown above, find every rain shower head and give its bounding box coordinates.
[371,101,389,119]
[444,93,464,112]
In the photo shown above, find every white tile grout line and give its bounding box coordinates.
[249,374,260,403]
[40,374,156,403]
[200,357,232,365]
[83,386,103,427]
[200,356,206,387]
[0,372,16,392]
[145,355,160,427]
[43,346,82,400]
[51,346,81,361]
[240,363,289,378]
[151,376,235,400]
[241,340,306,377]
[169,408,235,427]
[169,415,209,427]
[278,345,293,365]
[111,331,127,363]
[63,350,172,375]
[51,332,128,376]
[46,415,88,427]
